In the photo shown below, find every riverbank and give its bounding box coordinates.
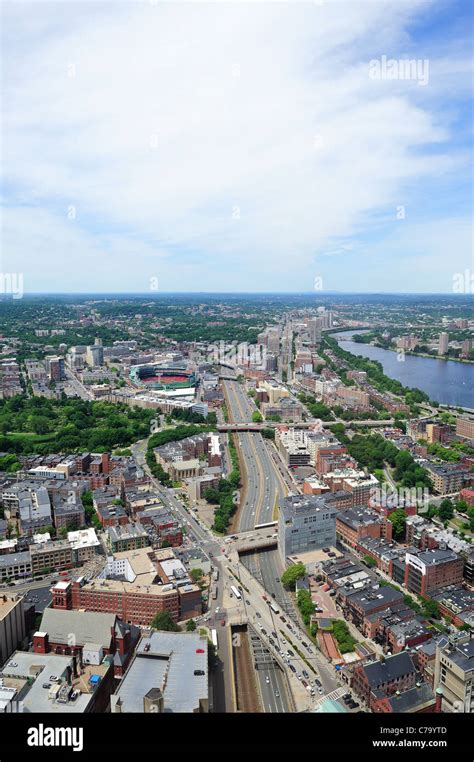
[328,330,474,409]
[358,341,474,366]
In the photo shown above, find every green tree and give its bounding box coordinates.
[389,508,408,540]
[151,611,180,632]
[186,619,197,632]
[190,568,204,583]
[281,563,306,591]
[297,589,315,626]
[438,499,454,523]
[203,488,220,504]
[363,555,377,568]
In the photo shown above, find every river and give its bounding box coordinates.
[330,330,474,409]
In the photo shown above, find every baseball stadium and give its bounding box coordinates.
[130,364,196,391]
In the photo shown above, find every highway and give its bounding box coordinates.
[133,403,339,710]
[225,551,338,705]
[223,380,289,530]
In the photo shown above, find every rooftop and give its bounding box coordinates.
[362,652,416,688]
[111,631,208,713]
[38,608,117,649]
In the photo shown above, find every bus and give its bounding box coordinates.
[212,587,218,600]
[269,601,280,615]
[211,629,218,649]
[212,569,219,582]
[230,585,242,600]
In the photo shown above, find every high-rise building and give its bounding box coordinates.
[456,417,474,441]
[278,494,337,560]
[86,344,104,367]
[47,355,65,381]
[434,633,474,712]
[438,332,449,355]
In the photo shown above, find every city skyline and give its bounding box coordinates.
[2,0,472,295]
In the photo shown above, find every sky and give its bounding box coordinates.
[1,0,473,294]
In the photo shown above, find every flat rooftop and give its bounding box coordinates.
[111,631,208,713]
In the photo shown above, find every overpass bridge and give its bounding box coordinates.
[229,525,279,555]
[218,418,393,432]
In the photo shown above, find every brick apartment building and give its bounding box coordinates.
[33,607,138,677]
[339,585,404,629]
[352,652,418,709]
[404,549,464,597]
[51,574,201,626]
[336,506,392,549]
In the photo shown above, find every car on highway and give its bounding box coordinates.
[275,691,280,698]
[289,664,296,673]
[261,628,267,636]
[256,612,261,619]
[279,615,286,623]
[265,676,270,684]
[220,619,225,626]
[287,649,294,657]
[246,600,251,606]
[302,670,309,679]
[271,631,277,639]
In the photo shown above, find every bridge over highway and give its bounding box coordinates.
[226,525,279,555]
[218,418,394,432]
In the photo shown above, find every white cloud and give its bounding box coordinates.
[1,0,471,291]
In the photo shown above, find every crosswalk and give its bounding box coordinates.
[312,685,346,710]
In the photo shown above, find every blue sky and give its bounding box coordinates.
[1,0,472,294]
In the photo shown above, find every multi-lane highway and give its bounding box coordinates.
[223,379,288,530]
[225,552,338,706]
[134,382,339,711]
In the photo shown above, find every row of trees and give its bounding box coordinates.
[210,435,241,533]
[296,589,315,627]
[330,620,357,654]
[322,336,430,410]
